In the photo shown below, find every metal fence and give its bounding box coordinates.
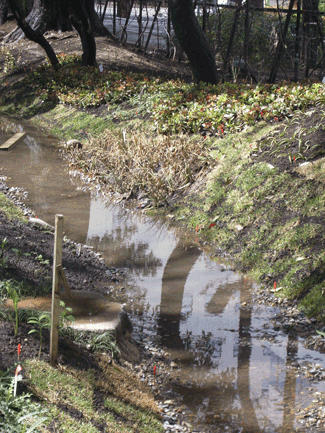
[96,0,325,82]
[96,1,170,51]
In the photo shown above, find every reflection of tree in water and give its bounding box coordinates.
[88,233,162,278]
[183,330,225,368]
[157,240,202,349]
[281,333,298,433]
[205,280,239,316]
[155,237,298,432]
[236,282,261,433]
[158,255,262,431]
[174,368,242,429]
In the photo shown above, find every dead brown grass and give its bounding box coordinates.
[66,130,214,206]
[96,355,160,414]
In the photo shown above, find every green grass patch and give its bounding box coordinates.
[25,359,163,433]
[0,193,27,222]
[33,105,111,141]
[170,119,325,317]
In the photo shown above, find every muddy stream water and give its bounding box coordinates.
[1,116,325,433]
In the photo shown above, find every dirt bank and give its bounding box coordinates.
[0,20,191,82]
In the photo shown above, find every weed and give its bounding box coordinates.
[28,313,51,359]
[59,328,120,359]
[11,248,30,266]
[0,46,22,75]
[59,300,75,327]
[35,254,50,266]
[2,280,21,336]
[0,368,47,432]
[4,54,325,138]
[27,302,74,358]
[69,131,214,206]
[0,237,8,273]
[89,332,121,359]
[0,194,28,222]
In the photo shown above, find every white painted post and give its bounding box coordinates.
[50,214,64,366]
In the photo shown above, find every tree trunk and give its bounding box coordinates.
[4,0,97,67]
[92,8,115,38]
[69,0,96,66]
[222,0,242,77]
[7,0,59,66]
[169,0,218,84]
[3,0,109,43]
[0,0,10,25]
[303,0,320,74]
[0,0,34,24]
[117,0,132,18]
[4,0,59,42]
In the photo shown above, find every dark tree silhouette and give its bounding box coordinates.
[0,0,10,25]
[0,0,34,24]
[168,0,218,84]
[7,0,60,67]
[157,240,202,349]
[5,0,98,66]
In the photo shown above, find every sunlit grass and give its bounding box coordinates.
[0,193,27,222]
[25,359,163,433]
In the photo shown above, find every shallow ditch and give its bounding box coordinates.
[1,115,325,432]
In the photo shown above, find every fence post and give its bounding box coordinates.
[113,0,116,36]
[144,0,162,53]
[50,214,64,366]
[167,7,171,57]
[138,0,143,47]
[294,0,301,81]
[269,0,295,83]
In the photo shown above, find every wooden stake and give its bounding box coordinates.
[50,214,64,366]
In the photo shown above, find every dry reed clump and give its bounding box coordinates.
[69,130,214,206]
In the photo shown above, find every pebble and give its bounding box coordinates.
[0,181,34,217]
[251,288,325,430]
[119,340,195,432]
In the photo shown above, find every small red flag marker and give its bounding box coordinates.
[274,282,277,291]
[196,225,199,232]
